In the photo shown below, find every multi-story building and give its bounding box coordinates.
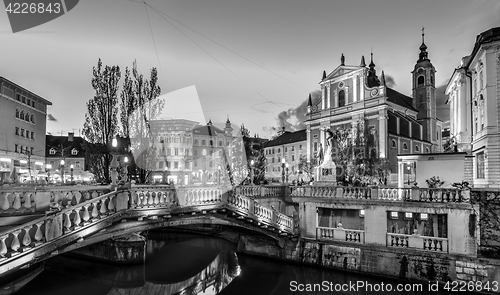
[45,134,89,183]
[0,77,52,182]
[263,129,307,182]
[445,27,500,187]
[305,31,443,184]
[150,119,198,184]
[149,118,235,184]
[192,119,234,184]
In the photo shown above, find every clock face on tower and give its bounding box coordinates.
[370,89,379,97]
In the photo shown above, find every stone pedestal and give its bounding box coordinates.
[315,146,337,184]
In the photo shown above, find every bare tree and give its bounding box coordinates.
[82,59,121,183]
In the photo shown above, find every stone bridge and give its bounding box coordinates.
[0,186,295,277]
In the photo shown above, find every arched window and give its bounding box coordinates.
[403,143,408,150]
[430,75,434,85]
[20,111,24,120]
[425,147,430,153]
[71,148,78,155]
[25,113,30,121]
[338,90,346,107]
[49,148,56,155]
[391,140,397,148]
[417,76,425,86]
[15,109,19,118]
[30,114,34,123]
[415,145,419,152]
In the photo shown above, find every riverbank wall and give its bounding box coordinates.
[236,235,500,293]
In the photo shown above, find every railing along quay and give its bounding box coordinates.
[0,186,296,277]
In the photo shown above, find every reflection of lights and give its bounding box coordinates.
[153,175,162,179]
[0,158,11,162]
[35,161,43,165]
[46,164,52,169]
[112,138,117,147]
[235,266,242,276]
[20,160,27,164]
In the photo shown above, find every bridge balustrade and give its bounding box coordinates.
[0,186,110,215]
[0,186,296,276]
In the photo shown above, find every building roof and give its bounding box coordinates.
[192,124,225,136]
[0,76,53,106]
[45,135,87,158]
[466,27,500,68]
[386,87,417,111]
[264,130,306,148]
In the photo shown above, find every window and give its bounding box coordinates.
[167,148,171,156]
[31,131,34,139]
[15,127,19,136]
[210,140,213,146]
[32,101,35,108]
[272,158,274,163]
[21,129,24,137]
[403,143,408,150]
[292,155,295,161]
[27,99,30,106]
[477,152,485,179]
[194,150,198,156]
[218,141,223,146]
[219,150,222,157]
[175,148,178,156]
[30,147,34,155]
[194,160,198,168]
[415,145,419,152]
[71,148,78,155]
[299,145,302,150]
[159,161,164,169]
[20,146,24,153]
[202,139,206,145]
[76,161,81,168]
[16,94,20,101]
[25,112,30,121]
[417,76,424,86]
[160,138,164,143]
[284,147,287,152]
[21,96,25,103]
[20,111,24,120]
[391,140,396,148]
[278,148,280,153]
[292,146,295,152]
[425,147,430,153]
[15,144,18,153]
[49,148,56,155]
[338,90,345,107]
[174,162,178,169]
[15,109,19,118]
[313,142,318,152]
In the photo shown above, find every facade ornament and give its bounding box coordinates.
[340,53,345,66]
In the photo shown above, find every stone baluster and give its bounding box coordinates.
[10,230,21,253]
[12,193,22,210]
[0,235,8,257]
[91,201,99,218]
[73,208,82,227]
[82,204,91,223]
[21,227,32,249]
[148,191,154,206]
[99,198,107,215]
[1,193,10,210]
[23,193,32,210]
[108,195,116,212]
[142,192,149,206]
[63,211,72,231]
[153,192,160,205]
[34,222,44,244]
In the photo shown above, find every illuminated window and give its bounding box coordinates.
[390,212,399,219]
[71,148,78,155]
[403,143,408,150]
[405,212,413,219]
[477,152,485,179]
[420,213,428,220]
[49,148,56,155]
[359,209,365,217]
[338,90,346,107]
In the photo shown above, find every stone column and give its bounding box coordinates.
[398,161,404,188]
[326,85,331,109]
[321,86,326,110]
[378,110,388,158]
[353,75,358,102]
[359,75,365,101]
[306,126,311,163]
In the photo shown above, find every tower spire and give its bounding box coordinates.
[367,49,380,87]
[322,70,326,80]
[418,26,429,62]
[360,55,366,67]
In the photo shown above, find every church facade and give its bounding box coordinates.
[305,32,443,184]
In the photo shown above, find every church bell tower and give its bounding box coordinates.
[412,27,438,149]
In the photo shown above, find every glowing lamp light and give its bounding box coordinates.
[46,164,52,170]
[112,138,117,148]
[281,158,285,164]
[250,160,254,165]
[0,158,11,162]
[124,156,129,163]
[70,164,74,169]
[20,160,27,164]
[60,159,65,165]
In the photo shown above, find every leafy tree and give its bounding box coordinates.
[298,154,317,182]
[119,60,163,183]
[82,59,121,183]
[250,149,266,184]
[443,134,459,153]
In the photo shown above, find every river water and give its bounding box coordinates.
[3,231,453,295]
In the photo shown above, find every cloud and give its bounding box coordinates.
[385,74,396,88]
[47,114,57,121]
[270,90,321,133]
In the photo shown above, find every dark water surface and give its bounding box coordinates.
[2,232,453,295]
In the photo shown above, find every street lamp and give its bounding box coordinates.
[110,137,119,187]
[46,164,52,184]
[218,165,221,186]
[285,163,289,183]
[250,160,254,185]
[70,164,74,184]
[407,164,411,185]
[60,159,65,184]
[281,158,286,183]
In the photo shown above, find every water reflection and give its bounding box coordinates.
[3,232,452,295]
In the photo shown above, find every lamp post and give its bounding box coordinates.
[218,165,221,186]
[285,163,289,183]
[110,137,119,187]
[407,164,411,185]
[46,164,52,184]
[60,159,65,184]
[123,156,129,183]
[70,164,74,184]
[281,158,285,183]
[250,160,254,185]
